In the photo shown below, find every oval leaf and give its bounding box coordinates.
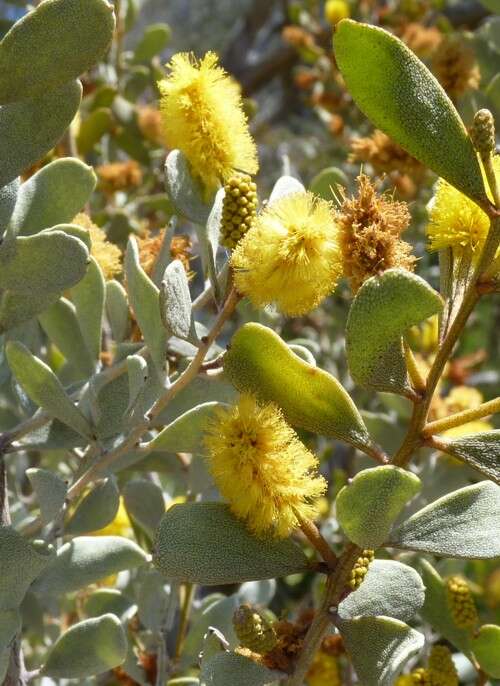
[419,559,472,654]
[338,560,425,622]
[123,480,165,539]
[160,259,193,340]
[389,481,500,558]
[66,478,120,535]
[339,616,424,686]
[164,149,213,225]
[472,625,500,678]
[0,527,55,611]
[268,175,305,204]
[0,80,82,188]
[153,502,309,585]
[38,297,95,377]
[224,322,374,453]
[346,269,442,394]
[436,431,500,484]
[0,609,21,653]
[71,256,105,363]
[125,237,167,377]
[42,614,127,679]
[200,652,281,686]
[106,280,130,343]
[133,23,171,63]
[334,19,487,205]
[149,402,225,453]
[34,536,148,595]
[0,0,115,104]
[5,341,94,440]
[0,231,89,294]
[26,468,68,526]
[336,466,421,548]
[9,158,96,236]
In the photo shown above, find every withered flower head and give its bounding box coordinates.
[432,36,480,100]
[337,175,415,293]
[97,160,143,193]
[349,130,424,179]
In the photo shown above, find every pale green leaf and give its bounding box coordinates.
[336,466,421,548]
[200,652,282,686]
[65,478,120,535]
[42,614,127,679]
[123,480,165,538]
[436,431,500,484]
[133,23,171,63]
[472,625,500,678]
[389,481,500,558]
[5,341,94,440]
[149,402,224,453]
[0,80,82,188]
[0,0,115,104]
[339,616,424,686]
[106,279,130,343]
[26,468,68,526]
[9,158,96,236]
[153,502,309,585]
[34,536,148,595]
[338,560,425,622]
[71,257,105,363]
[334,20,487,205]
[160,259,193,340]
[346,269,443,394]
[164,149,213,224]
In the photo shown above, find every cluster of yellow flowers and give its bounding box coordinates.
[446,576,479,630]
[349,549,375,590]
[72,213,122,280]
[396,645,458,686]
[306,649,342,686]
[233,604,277,654]
[203,393,326,538]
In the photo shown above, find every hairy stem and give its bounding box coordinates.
[422,396,500,437]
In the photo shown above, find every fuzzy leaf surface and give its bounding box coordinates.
[0,0,115,104]
[149,402,224,453]
[71,257,105,363]
[437,431,500,484]
[346,269,442,394]
[6,341,94,440]
[42,614,127,679]
[123,480,165,538]
[336,466,421,548]
[200,652,281,686]
[0,80,82,188]
[160,259,193,340]
[153,502,309,585]
[338,560,425,622]
[334,19,487,204]
[339,616,424,686]
[389,481,500,558]
[66,478,120,535]
[26,468,68,526]
[165,149,212,225]
[9,158,96,236]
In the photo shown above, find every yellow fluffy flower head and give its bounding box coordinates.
[203,393,326,538]
[231,191,342,316]
[426,156,500,259]
[158,52,258,196]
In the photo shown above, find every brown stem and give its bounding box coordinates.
[296,514,337,570]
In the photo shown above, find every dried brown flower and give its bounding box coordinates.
[137,105,164,146]
[337,175,415,293]
[432,37,480,100]
[349,130,424,179]
[97,160,143,193]
[400,22,442,58]
[137,229,193,279]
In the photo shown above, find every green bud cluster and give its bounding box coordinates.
[349,549,375,590]
[446,575,478,630]
[233,603,277,654]
[427,644,458,686]
[470,109,496,158]
[220,173,257,249]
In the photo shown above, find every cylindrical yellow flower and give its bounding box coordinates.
[428,644,458,686]
[446,575,478,630]
[158,52,258,196]
[231,191,342,316]
[203,393,326,538]
[426,156,500,261]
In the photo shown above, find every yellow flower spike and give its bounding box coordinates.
[233,604,277,654]
[306,650,341,686]
[426,157,500,260]
[411,667,431,685]
[348,549,375,590]
[231,192,342,316]
[203,393,326,538]
[428,644,458,686]
[72,213,122,281]
[158,52,258,197]
[446,575,479,631]
[220,173,258,249]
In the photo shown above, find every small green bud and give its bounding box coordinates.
[220,173,257,249]
[233,604,277,654]
[470,109,496,158]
